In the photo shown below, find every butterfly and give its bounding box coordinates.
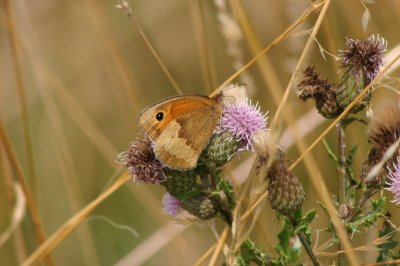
[138,95,222,170]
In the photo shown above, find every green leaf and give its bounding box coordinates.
[347,197,386,234]
[377,215,400,262]
[274,219,303,265]
[322,139,338,163]
[237,239,270,266]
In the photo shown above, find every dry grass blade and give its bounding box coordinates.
[117,0,183,95]
[271,0,330,130]
[0,121,54,265]
[22,173,130,266]
[0,182,26,247]
[4,0,37,196]
[211,0,325,97]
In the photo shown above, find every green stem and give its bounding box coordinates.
[287,214,320,266]
[208,163,232,226]
[336,120,347,266]
[346,188,378,223]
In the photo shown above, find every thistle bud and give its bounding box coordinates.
[180,194,218,219]
[267,151,305,215]
[202,131,239,166]
[161,169,198,198]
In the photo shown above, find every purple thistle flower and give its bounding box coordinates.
[116,139,166,184]
[338,35,387,82]
[386,158,400,205]
[220,100,267,150]
[162,192,181,216]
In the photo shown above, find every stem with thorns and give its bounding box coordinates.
[208,163,233,226]
[346,188,378,223]
[287,214,320,266]
[337,120,347,266]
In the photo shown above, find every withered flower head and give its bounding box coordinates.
[297,66,341,119]
[117,138,165,184]
[368,103,400,152]
[339,35,387,82]
[361,102,400,187]
[336,35,387,112]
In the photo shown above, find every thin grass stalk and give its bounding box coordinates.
[271,0,331,131]
[211,0,325,97]
[22,173,130,266]
[117,0,183,95]
[229,0,280,96]
[190,0,218,92]
[208,227,229,266]
[82,0,147,117]
[4,0,37,197]
[1,146,27,263]
[0,121,54,266]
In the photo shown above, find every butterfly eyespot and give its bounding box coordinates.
[155,112,164,121]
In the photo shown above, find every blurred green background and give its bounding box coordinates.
[1,0,400,265]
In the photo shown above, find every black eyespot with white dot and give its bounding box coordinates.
[156,112,164,121]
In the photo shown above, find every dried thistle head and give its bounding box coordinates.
[297,66,341,119]
[361,102,400,187]
[339,35,387,82]
[117,138,165,184]
[336,35,387,112]
[368,103,400,153]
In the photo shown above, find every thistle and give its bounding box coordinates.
[297,66,341,119]
[386,158,400,205]
[116,138,165,184]
[220,99,268,150]
[361,102,400,187]
[267,150,305,215]
[336,35,387,113]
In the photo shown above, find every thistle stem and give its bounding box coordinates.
[346,188,378,223]
[287,214,320,266]
[208,163,233,225]
[336,120,347,266]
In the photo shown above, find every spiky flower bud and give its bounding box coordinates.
[180,193,218,219]
[336,35,387,113]
[202,131,239,166]
[361,102,400,187]
[297,66,341,118]
[116,139,165,184]
[267,151,305,215]
[161,169,198,197]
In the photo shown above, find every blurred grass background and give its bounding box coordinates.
[1,0,400,265]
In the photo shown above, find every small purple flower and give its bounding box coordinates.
[386,158,400,205]
[220,100,267,150]
[116,139,165,184]
[162,193,181,216]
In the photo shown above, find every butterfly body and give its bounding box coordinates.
[139,95,222,170]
